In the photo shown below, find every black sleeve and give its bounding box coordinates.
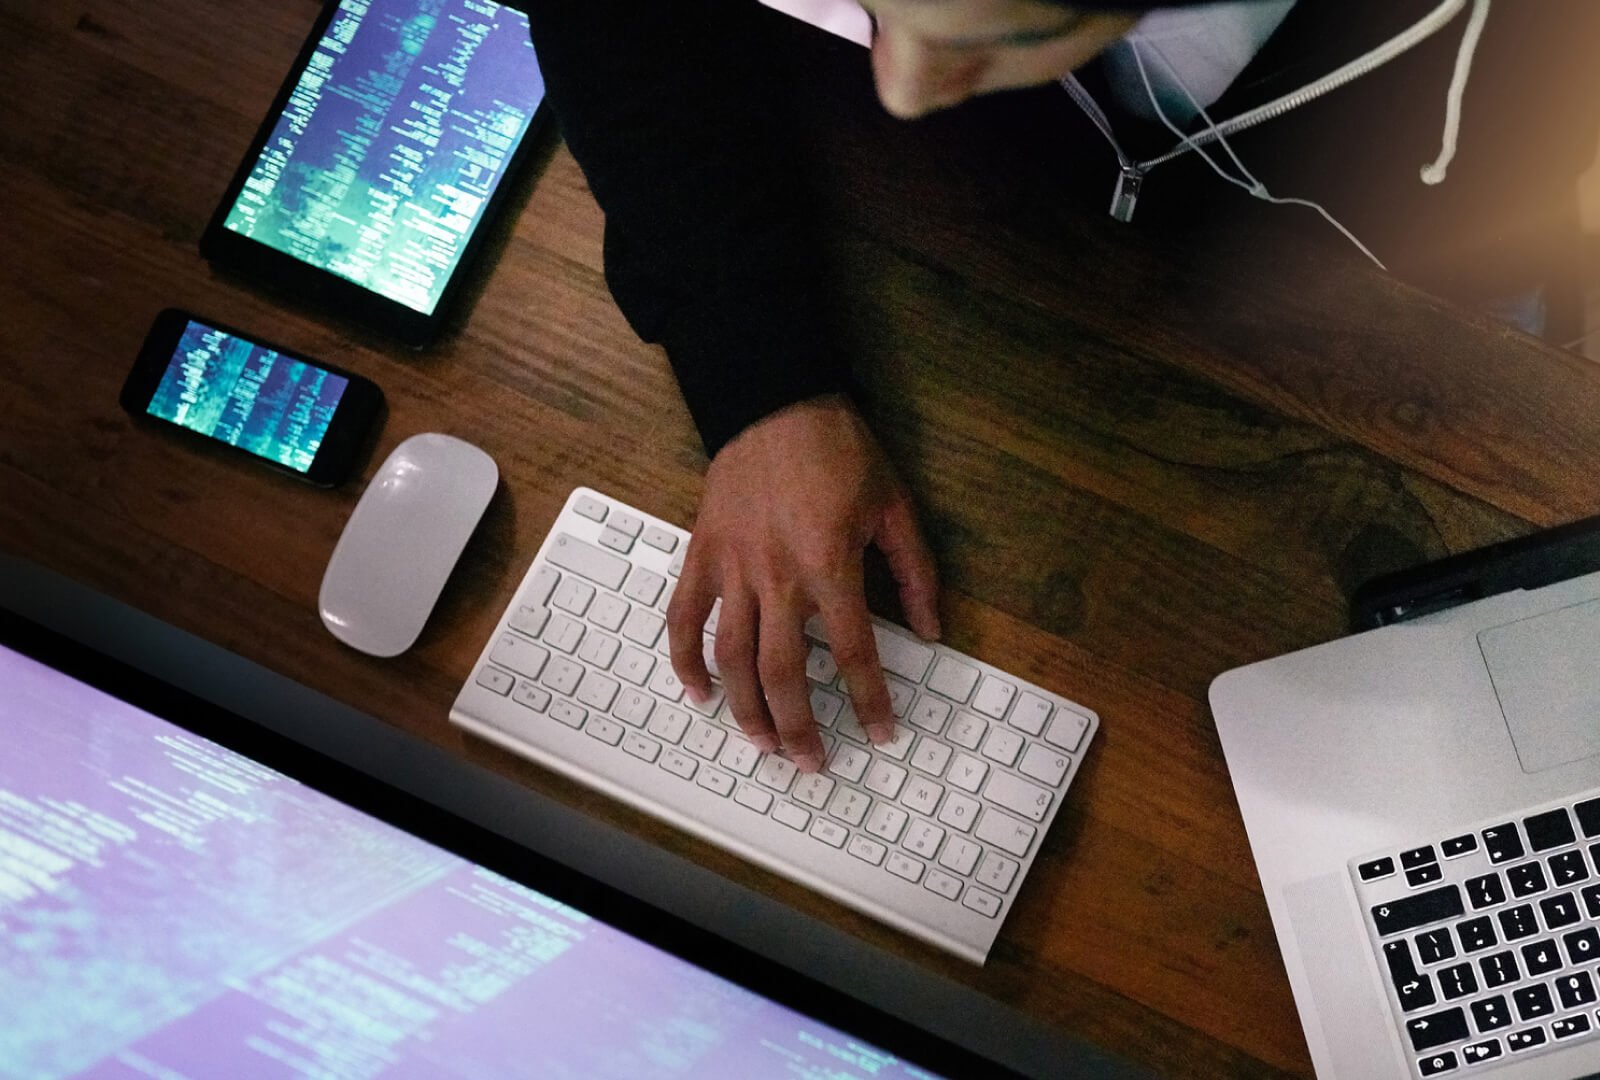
[526,0,854,457]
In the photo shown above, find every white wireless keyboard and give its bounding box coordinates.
[450,487,1098,963]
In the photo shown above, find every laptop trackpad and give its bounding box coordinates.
[1480,599,1600,774]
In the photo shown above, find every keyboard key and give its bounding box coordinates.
[865,803,909,844]
[585,715,625,746]
[1498,904,1538,941]
[572,493,608,522]
[1406,864,1443,888]
[542,612,586,654]
[508,603,550,638]
[1456,917,1496,953]
[1406,1007,1469,1051]
[684,720,726,760]
[1576,797,1600,838]
[577,630,620,669]
[948,753,989,793]
[871,625,935,684]
[805,645,839,685]
[1556,969,1597,1009]
[1505,1026,1547,1052]
[623,732,661,763]
[1416,928,1455,964]
[1417,1053,1457,1077]
[985,772,1053,823]
[1011,693,1052,736]
[1564,926,1600,964]
[548,533,630,590]
[646,705,691,744]
[1018,743,1071,786]
[937,792,981,834]
[879,724,915,761]
[614,687,654,726]
[947,713,988,751]
[863,760,908,800]
[847,833,886,864]
[475,666,513,695]
[1553,1013,1593,1039]
[902,776,942,816]
[927,656,980,703]
[623,567,666,607]
[524,564,561,607]
[962,887,1003,918]
[1507,862,1548,898]
[621,608,664,648]
[809,819,847,849]
[1044,709,1090,752]
[512,681,550,712]
[646,663,685,703]
[1460,1039,1501,1065]
[719,738,761,778]
[1540,890,1581,930]
[1483,824,1524,864]
[904,819,945,858]
[975,808,1036,858]
[773,801,810,831]
[1470,993,1511,1031]
[491,634,550,680]
[908,695,952,734]
[1383,940,1436,1013]
[696,768,735,797]
[1585,882,1600,919]
[938,836,981,876]
[1371,887,1464,937]
[599,528,634,554]
[614,646,656,686]
[756,755,798,793]
[1548,849,1588,887]
[576,670,620,712]
[886,851,924,883]
[1358,857,1397,882]
[1524,808,1576,852]
[792,773,835,811]
[552,576,595,615]
[660,748,698,780]
[828,745,870,784]
[1466,873,1506,910]
[976,852,1019,893]
[641,524,678,552]
[971,676,1016,720]
[550,701,586,728]
[540,656,584,696]
[924,870,962,901]
[827,788,872,827]
[734,783,774,814]
[1438,962,1477,1000]
[1479,953,1519,991]
[910,737,954,777]
[1519,938,1561,977]
[980,728,1023,767]
[809,687,844,728]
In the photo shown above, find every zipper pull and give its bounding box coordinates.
[1110,166,1143,223]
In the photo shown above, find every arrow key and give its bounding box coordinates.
[1407,1006,1469,1052]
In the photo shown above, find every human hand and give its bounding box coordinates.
[666,395,940,773]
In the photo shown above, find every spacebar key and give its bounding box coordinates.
[546,533,629,590]
[1371,885,1463,936]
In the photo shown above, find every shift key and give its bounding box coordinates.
[1371,885,1463,936]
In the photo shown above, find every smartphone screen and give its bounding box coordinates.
[123,310,382,486]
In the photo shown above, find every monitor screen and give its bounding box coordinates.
[0,642,942,1078]
[218,0,544,316]
[146,317,349,473]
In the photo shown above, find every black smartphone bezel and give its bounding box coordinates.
[198,0,548,347]
[0,604,1021,1080]
[120,307,384,488]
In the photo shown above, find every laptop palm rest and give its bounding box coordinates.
[1479,598,1600,774]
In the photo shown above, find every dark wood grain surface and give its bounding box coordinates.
[6,3,1598,1076]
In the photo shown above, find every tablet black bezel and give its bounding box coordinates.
[199,0,548,348]
[0,606,1017,1080]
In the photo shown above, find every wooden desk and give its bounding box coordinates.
[7,3,1600,1076]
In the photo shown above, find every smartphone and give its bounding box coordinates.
[120,309,384,487]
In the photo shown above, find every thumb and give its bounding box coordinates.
[875,489,940,641]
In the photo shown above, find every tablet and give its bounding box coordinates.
[201,0,546,345]
[0,595,1018,1079]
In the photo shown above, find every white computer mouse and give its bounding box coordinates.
[319,433,498,658]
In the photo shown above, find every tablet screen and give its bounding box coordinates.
[218,0,543,317]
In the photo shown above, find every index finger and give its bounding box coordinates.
[818,591,894,743]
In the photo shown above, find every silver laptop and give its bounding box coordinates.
[1211,522,1600,1079]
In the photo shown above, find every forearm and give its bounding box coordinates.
[527,0,854,455]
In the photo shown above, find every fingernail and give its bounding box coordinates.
[867,723,895,744]
[687,685,709,705]
[752,734,780,754]
[795,751,824,773]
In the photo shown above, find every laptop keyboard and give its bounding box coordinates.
[450,487,1097,963]
[1353,789,1600,1076]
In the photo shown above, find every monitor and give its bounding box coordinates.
[0,625,979,1078]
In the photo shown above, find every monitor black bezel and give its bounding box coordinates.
[199,0,548,348]
[0,606,1018,1080]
